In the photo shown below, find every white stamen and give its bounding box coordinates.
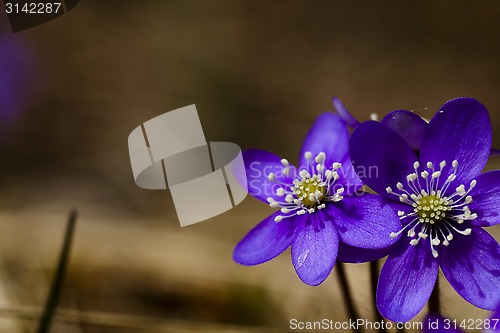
[270,201,280,208]
[315,152,326,164]
[407,173,417,182]
[263,152,345,222]
[386,159,476,257]
[299,169,310,179]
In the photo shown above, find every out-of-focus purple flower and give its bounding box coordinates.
[0,33,32,122]
[332,97,361,129]
[423,304,500,333]
[333,97,499,158]
[350,97,500,321]
[333,97,429,154]
[233,112,400,286]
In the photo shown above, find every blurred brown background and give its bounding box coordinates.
[0,1,499,332]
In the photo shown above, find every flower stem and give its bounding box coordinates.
[335,261,362,333]
[428,275,440,314]
[36,209,77,333]
[369,261,387,333]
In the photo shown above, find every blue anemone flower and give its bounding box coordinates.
[233,112,401,286]
[349,97,500,321]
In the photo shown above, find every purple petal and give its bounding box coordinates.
[377,238,439,322]
[388,201,415,219]
[337,242,394,263]
[299,112,350,168]
[242,149,296,203]
[291,212,339,286]
[350,121,418,198]
[420,98,492,186]
[491,148,500,158]
[468,171,500,227]
[337,155,364,195]
[439,228,500,310]
[233,211,297,265]
[381,109,428,152]
[326,194,401,248]
[332,97,360,128]
[423,313,463,333]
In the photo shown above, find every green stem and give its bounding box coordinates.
[36,210,77,333]
[369,261,387,333]
[336,261,362,333]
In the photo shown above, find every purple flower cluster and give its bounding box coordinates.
[233,97,500,322]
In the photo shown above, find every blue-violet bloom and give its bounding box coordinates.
[233,112,400,286]
[349,97,500,321]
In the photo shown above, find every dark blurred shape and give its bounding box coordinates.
[64,266,283,327]
[37,210,77,333]
[64,0,78,11]
[5,0,79,32]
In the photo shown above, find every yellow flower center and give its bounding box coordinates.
[292,175,327,207]
[414,194,450,224]
[266,151,345,223]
